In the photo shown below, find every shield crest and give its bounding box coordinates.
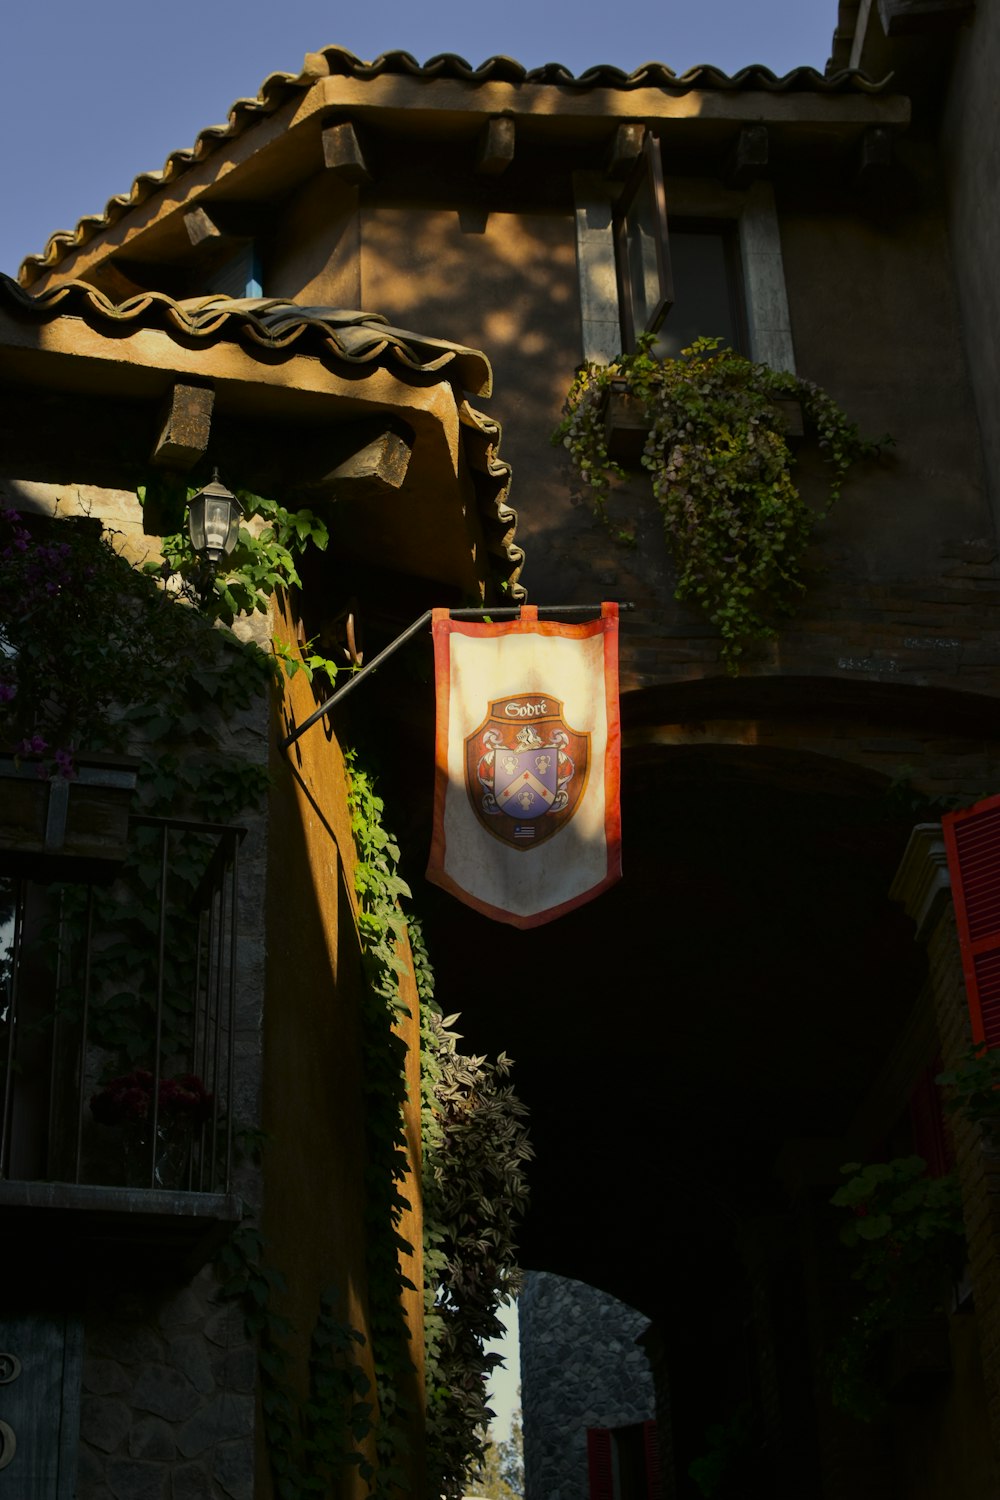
[465,693,590,850]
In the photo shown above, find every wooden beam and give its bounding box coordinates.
[605,123,645,180]
[184,207,235,250]
[476,117,515,177]
[855,125,894,189]
[151,383,215,471]
[291,423,414,502]
[321,121,372,184]
[878,0,974,33]
[724,125,769,189]
[323,429,412,492]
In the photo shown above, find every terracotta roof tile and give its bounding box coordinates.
[18,46,893,286]
[0,275,493,395]
[0,272,523,598]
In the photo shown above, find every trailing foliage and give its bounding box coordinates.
[937,1045,1000,1145]
[421,1001,532,1498]
[0,505,271,1063]
[3,493,531,1493]
[554,335,885,670]
[827,1156,965,1420]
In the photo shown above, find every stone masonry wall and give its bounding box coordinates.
[0,480,269,1500]
[520,1270,655,1500]
[78,1268,255,1500]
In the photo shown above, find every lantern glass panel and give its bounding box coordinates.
[187,484,242,565]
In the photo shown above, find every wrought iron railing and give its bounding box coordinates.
[0,816,245,1198]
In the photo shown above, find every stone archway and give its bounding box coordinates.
[414,725,963,1497]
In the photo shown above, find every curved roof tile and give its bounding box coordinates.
[0,275,493,396]
[459,399,524,601]
[0,272,523,597]
[18,46,892,285]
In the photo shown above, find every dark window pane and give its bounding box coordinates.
[656,226,742,357]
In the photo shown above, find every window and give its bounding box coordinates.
[573,141,794,372]
[587,1421,662,1500]
[613,137,745,356]
[204,242,262,299]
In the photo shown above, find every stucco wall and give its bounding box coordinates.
[263,596,425,1497]
[353,160,1000,700]
[941,4,1000,541]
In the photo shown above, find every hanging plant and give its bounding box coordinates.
[554,336,887,671]
[827,1156,965,1420]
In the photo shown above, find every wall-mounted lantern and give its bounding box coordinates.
[186,470,242,577]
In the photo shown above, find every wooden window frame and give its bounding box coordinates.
[613,137,748,356]
[613,133,674,353]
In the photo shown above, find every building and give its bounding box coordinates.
[3,0,1000,1493]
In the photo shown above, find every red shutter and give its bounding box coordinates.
[943,794,1000,1048]
[587,1427,614,1500]
[643,1419,663,1500]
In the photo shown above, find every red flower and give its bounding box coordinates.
[90,1069,213,1127]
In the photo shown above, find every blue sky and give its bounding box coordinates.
[2,0,838,277]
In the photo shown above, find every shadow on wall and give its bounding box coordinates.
[361,204,621,598]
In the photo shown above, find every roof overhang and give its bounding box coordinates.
[0,278,521,601]
[20,53,911,293]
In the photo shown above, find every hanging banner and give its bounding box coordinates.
[427,603,621,928]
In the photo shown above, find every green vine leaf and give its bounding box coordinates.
[553,335,889,671]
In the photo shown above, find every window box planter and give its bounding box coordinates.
[602,382,804,467]
[0,753,139,883]
[603,384,652,466]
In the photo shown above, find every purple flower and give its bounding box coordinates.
[0,682,15,703]
[17,734,48,756]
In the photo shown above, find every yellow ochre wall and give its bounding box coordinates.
[261,594,424,1497]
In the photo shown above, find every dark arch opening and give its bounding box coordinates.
[420,739,928,1311]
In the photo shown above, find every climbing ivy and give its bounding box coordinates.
[346,752,419,1496]
[215,1223,376,1496]
[345,761,533,1499]
[208,760,532,1500]
[137,469,335,634]
[0,505,272,1062]
[938,1046,1000,1145]
[2,490,531,1492]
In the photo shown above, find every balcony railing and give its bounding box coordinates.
[0,815,246,1269]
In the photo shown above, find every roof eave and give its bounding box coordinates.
[19,61,909,293]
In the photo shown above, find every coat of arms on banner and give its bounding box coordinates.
[465,694,589,851]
